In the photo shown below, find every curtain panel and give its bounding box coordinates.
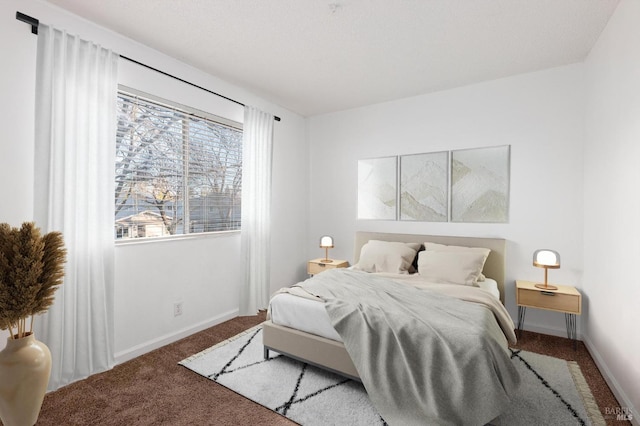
[33,24,118,390]
[240,106,274,315]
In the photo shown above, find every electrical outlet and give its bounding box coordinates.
[174,302,183,317]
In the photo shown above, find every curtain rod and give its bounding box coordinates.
[15,11,281,122]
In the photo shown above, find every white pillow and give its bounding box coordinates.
[418,243,490,286]
[353,240,420,274]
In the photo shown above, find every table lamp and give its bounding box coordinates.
[320,236,334,263]
[533,249,560,290]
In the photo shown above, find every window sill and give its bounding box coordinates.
[115,230,240,246]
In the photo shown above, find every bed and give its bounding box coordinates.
[262,231,520,425]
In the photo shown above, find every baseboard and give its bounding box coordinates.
[114,308,239,365]
[582,335,638,426]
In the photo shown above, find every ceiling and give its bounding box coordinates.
[43,0,619,117]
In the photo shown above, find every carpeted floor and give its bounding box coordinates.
[34,312,627,425]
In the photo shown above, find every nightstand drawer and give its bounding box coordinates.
[308,262,331,275]
[517,288,580,314]
[307,259,348,275]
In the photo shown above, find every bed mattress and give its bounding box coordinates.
[269,274,500,342]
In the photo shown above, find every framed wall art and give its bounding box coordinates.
[357,156,397,220]
[399,151,448,221]
[451,145,510,223]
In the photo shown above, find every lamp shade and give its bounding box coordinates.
[319,235,334,248]
[533,249,560,268]
[532,249,560,290]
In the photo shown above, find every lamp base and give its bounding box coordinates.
[321,258,333,264]
[535,283,558,291]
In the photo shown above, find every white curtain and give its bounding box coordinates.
[240,106,274,315]
[33,24,118,390]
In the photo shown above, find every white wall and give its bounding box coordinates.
[583,0,640,419]
[308,64,586,335]
[0,0,309,357]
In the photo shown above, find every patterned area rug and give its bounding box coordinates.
[180,325,605,426]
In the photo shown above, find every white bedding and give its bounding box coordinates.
[269,273,500,342]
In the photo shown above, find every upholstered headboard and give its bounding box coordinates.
[354,231,506,303]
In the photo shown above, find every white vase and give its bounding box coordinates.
[0,333,52,426]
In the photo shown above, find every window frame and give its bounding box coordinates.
[115,85,243,243]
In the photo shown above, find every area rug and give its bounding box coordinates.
[179,325,605,426]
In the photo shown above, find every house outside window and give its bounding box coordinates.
[115,87,242,240]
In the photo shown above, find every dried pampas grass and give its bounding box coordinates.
[0,222,66,339]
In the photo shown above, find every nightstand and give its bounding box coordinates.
[515,280,582,348]
[307,258,349,276]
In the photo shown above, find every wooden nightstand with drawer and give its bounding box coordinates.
[307,258,348,276]
[515,280,581,348]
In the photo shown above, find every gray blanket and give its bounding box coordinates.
[293,269,521,426]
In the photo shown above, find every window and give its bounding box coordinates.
[115,88,243,240]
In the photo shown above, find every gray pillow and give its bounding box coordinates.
[353,240,420,274]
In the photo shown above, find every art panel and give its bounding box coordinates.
[399,151,448,221]
[451,145,510,223]
[357,157,397,220]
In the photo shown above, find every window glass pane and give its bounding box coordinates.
[115,91,242,240]
[188,118,242,233]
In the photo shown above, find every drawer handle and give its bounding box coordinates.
[318,263,326,267]
[541,291,556,296]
